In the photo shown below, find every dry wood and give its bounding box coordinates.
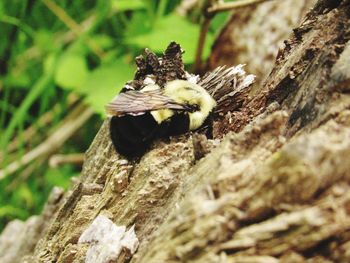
[208,0,318,88]
[1,0,350,262]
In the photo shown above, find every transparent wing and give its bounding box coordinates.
[106,90,188,116]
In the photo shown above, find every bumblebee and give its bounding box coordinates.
[106,80,216,158]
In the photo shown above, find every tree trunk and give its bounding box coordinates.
[208,0,318,88]
[1,0,350,262]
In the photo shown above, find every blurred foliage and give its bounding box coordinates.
[0,0,229,231]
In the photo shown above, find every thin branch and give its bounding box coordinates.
[0,14,35,37]
[207,0,273,15]
[2,94,79,156]
[193,0,272,72]
[193,17,212,73]
[6,159,45,191]
[42,0,105,59]
[0,103,94,180]
[49,153,85,168]
[13,15,95,75]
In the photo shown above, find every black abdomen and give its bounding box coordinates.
[110,113,158,158]
[110,113,189,158]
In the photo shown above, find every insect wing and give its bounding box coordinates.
[106,90,188,116]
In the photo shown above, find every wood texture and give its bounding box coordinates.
[208,0,318,88]
[1,0,350,262]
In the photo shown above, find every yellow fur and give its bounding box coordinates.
[151,109,174,124]
[141,80,216,129]
[164,80,216,130]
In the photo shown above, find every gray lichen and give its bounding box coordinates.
[78,215,139,263]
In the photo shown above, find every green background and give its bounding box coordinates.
[0,0,229,231]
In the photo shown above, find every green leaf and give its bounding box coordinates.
[4,70,31,88]
[0,2,4,16]
[210,12,230,33]
[34,30,58,53]
[111,0,146,12]
[81,59,134,115]
[0,205,27,218]
[44,166,76,190]
[92,34,115,50]
[54,53,89,91]
[44,53,57,75]
[66,40,89,56]
[0,69,54,150]
[126,14,213,64]
[125,11,153,37]
[17,184,34,207]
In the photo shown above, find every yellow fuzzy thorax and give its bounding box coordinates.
[144,80,216,130]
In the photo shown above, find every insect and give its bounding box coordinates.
[106,80,216,158]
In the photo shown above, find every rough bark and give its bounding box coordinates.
[208,0,318,88]
[1,0,350,262]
